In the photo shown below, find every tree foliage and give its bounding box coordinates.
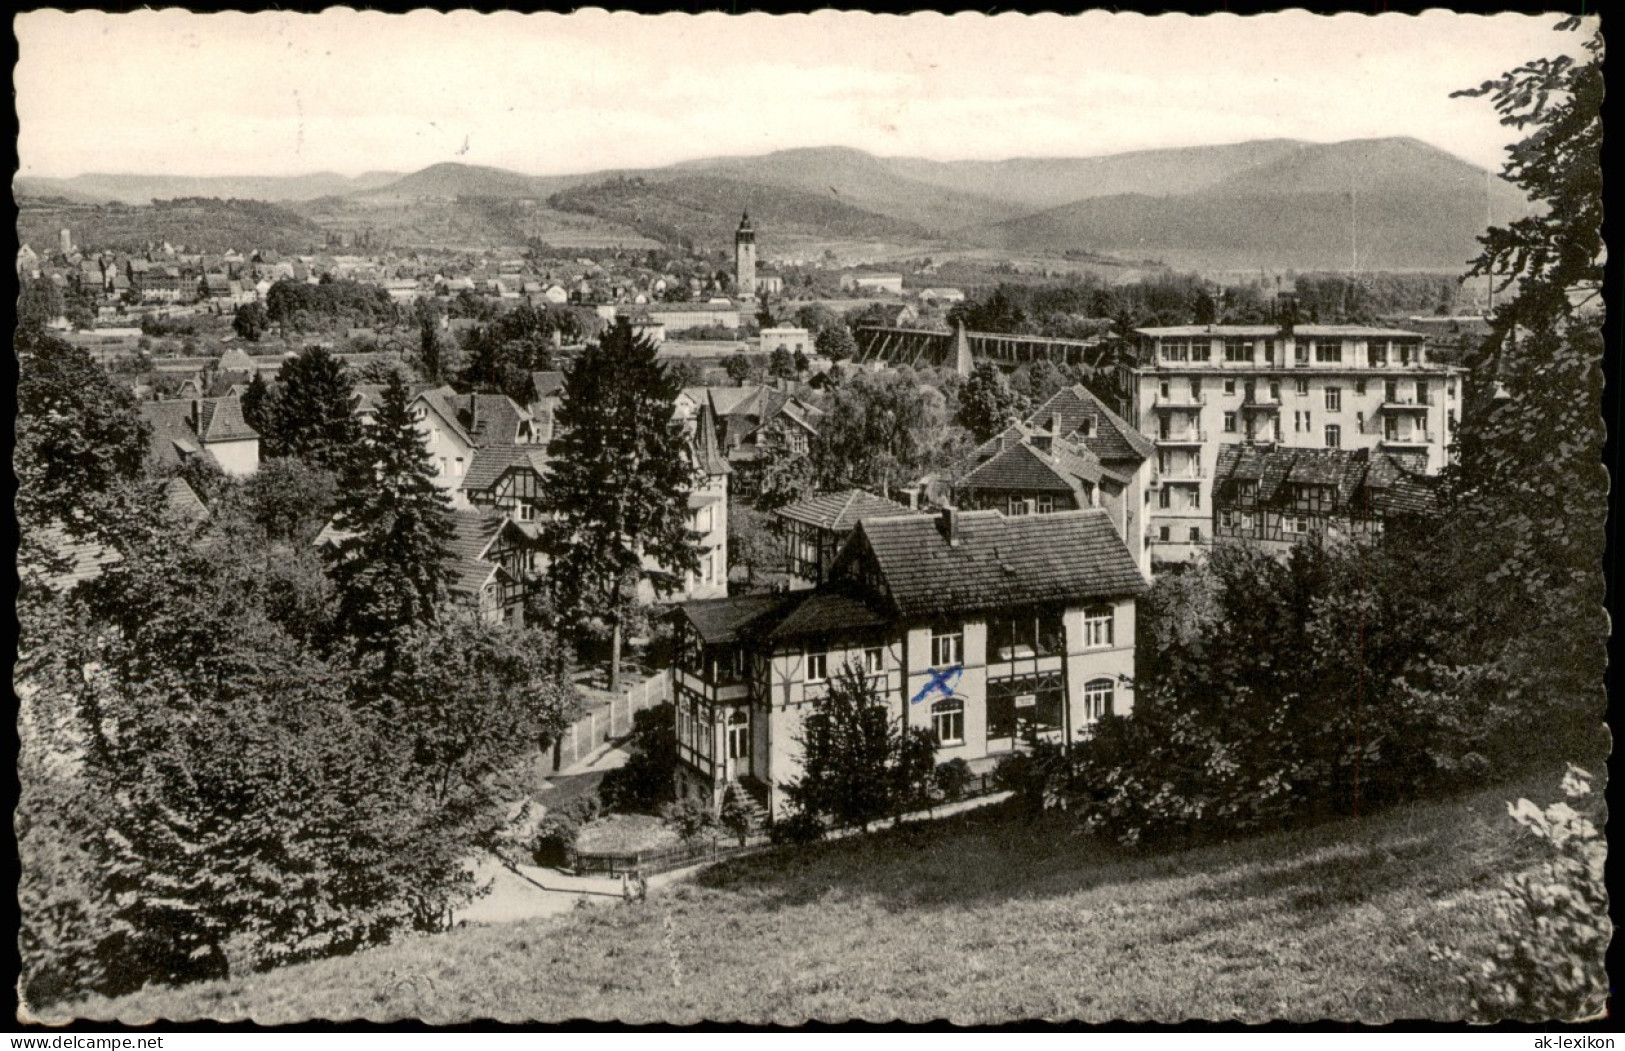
[598,703,679,814]
[956,361,1027,442]
[811,369,949,497]
[325,371,454,656]
[539,320,701,686]
[782,662,937,832]
[268,346,361,468]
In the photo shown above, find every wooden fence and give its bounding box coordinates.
[549,669,671,773]
[567,773,1009,877]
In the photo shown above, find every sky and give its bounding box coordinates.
[14,9,1594,180]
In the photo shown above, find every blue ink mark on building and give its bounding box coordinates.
[912,665,962,705]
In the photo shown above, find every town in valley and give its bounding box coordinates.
[13,8,1609,1028]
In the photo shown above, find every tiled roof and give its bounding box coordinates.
[530,371,566,399]
[847,509,1147,619]
[777,489,915,532]
[1027,386,1153,464]
[1212,443,1439,518]
[415,386,476,447]
[216,347,257,372]
[449,508,507,562]
[960,442,1080,493]
[765,590,893,641]
[458,394,531,445]
[195,397,257,442]
[29,526,120,591]
[161,476,209,520]
[461,445,549,494]
[447,558,508,597]
[675,593,797,646]
[692,402,731,477]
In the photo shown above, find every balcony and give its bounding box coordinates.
[1154,429,1207,445]
[1378,395,1434,411]
[1379,433,1435,448]
[1151,392,1207,410]
[1152,464,1206,483]
[1240,394,1281,412]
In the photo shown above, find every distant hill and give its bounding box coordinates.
[667,146,1028,234]
[546,173,929,250]
[970,138,1530,271]
[13,171,403,205]
[17,197,326,255]
[880,139,1315,212]
[19,138,1528,268]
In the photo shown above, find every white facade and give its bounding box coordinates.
[1120,325,1461,564]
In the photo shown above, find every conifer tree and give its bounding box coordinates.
[325,371,454,659]
[270,345,360,467]
[539,319,701,691]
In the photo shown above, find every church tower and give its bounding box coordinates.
[734,211,757,300]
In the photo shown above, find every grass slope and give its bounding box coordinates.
[51,773,1566,1025]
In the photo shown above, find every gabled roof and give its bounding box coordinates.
[675,593,797,646]
[844,509,1147,619]
[961,441,1095,494]
[692,401,731,477]
[161,476,209,520]
[459,393,531,445]
[776,489,915,532]
[461,444,550,494]
[140,398,257,469]
[1212,443,1438,517]
[449,508,511,563]
[530,370,566,400]
[414,386,476,448]
[447,558,515,597]
[1027,386,1153,464]
[194,397,258,442]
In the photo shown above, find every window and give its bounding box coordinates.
[1385,379,1400,403]
[1161,340,1189,364]
[695,506,712,533]
[931,699,965,745]
[1190,488,1201,510]
[1084,604,1114,648]
[1082,679,1115,724]
[516,502,536,522]
[1189,526,1202,543]
[1190,378,1203,398]
[1219,509,1237,531]
[1368,340,1388,367]
[1006,496,1030,517]
[1036,494,1056,514]
[987,671,1063,739]
[1294,411,1301,434]
[1159,379,1171,399]
[1159,486,1172,509]
[1224,337,1252,363]
[1295,378,1309,396]
[438,457,449,475]
[1356,411,1365,433]
[931,627,963,668]
[1305,411,1312,432]
[1224,379,1236,395]
[1315,340,1342,363]
[806,650,827,683]
[1223,411,1237,433]
[1325,424,1341,449]
[1325,387,1342,412]
[991,608,1064,660]
[864,646,884,674]
[1159,525,1171,542]
[1190,339,1211,363]
[1399,342,1414,365]
[1283,516,1307,535]
[1295,341,1310,365]
[727,709,750,760]
[1417,381,1430,404]
[1270,380,1282,401]
[1355,379,1367,395]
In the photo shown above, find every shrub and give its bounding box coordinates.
[660,797,716,843]
[597,703,677,815]
[531,812,580,868]
[718,785,755,846]
[933,758,973,802]
[769,809,826,846]
[1465,766,1609,1020]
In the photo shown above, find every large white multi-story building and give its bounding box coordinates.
[1116,324,1462,565]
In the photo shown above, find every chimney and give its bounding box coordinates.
[191,398,204,432]
[939,506,961,546]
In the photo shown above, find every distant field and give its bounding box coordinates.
[50,771,1567,1025]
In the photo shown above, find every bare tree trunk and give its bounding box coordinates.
[609,617,623,694]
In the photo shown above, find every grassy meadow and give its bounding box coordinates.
[50,772,1570,1025]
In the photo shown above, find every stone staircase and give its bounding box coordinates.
[722,777,771,836]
